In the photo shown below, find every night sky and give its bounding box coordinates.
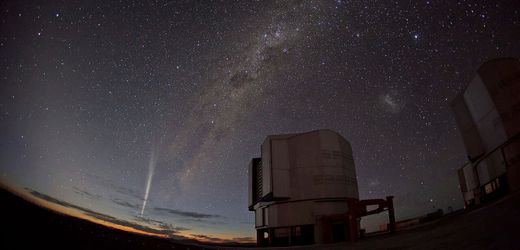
[1,0,519,242]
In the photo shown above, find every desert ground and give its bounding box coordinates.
[1,186,519,250]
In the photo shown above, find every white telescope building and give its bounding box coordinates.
[248,129,359,246]
[452,57,520,207]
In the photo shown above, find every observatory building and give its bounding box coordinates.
[452,57,520,207]
[248,129,360,246]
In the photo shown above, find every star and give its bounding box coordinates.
[0,0,518,242]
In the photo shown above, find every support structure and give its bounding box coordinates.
[346,196,396,241]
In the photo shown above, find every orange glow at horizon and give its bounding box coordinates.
[5,184,254,244]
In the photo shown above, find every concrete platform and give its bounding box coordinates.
[227,191,520,250]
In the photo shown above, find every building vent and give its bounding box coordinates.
[251,158,263,204]
[256,159,263,202]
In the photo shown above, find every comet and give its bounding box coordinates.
[139,148,157,216]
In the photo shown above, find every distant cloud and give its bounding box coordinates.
[153,207,224,219]
[111,198,140,210]
[134,216,190,232]
[189,234,255,244]
[111,185,144,201]
[25,189,185,237]
[232,236,255,243]
[27,188,102,216]
[190,234,226,242]
[82,172,144,201]
[176,218,228,225]
[24,188,244,244]
[72,186,102,200]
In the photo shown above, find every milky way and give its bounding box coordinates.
[1,0,519,241]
